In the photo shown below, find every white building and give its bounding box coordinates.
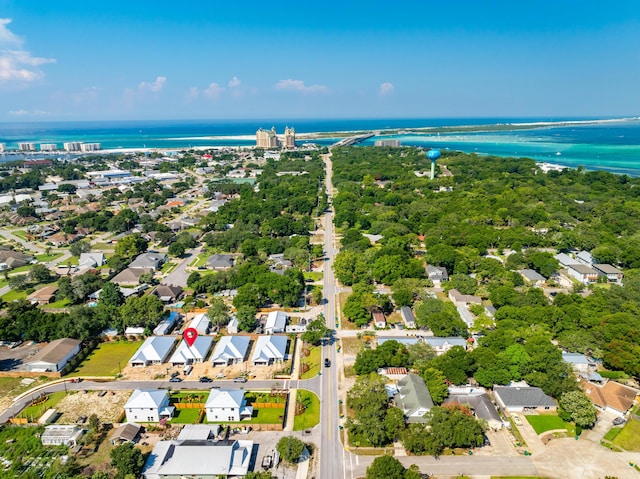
[0,143,6,153]
[41,425,84,447]
[169,336,214,366]
[422,337,468,355]
[252,335,287,365]
[25,338,81,372]
[129,336,176,366]
[18,142,36,151]
[567,264,599,284]
[64,142,83,152]
[81,143,101,152]
[188,313,211,335]
[40,143,58,151]
[125,389,174,423]
[205,389,253,422]
[265,311,287,334]
[211,336,250,366]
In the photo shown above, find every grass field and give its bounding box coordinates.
[249,407,285,424]
[19,391,67,421]
[525,414,571,435]
[170,408,203,424]
[190,252,210,267]
[69,341,142,377]
[612,417,640,451]
[12,230,28,240]
[300,345,321,379]
[2,289,27,302]
[293,389,320,430]
[303,271,323,282]
[35,252,63,263]
[46,298,71,308]
[603,427,622,442]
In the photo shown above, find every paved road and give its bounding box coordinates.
[0,228,45,254]
[161,246,201,287]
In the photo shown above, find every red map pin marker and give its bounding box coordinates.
[184,327,198,347]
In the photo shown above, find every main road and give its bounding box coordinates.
[319,150,350,479]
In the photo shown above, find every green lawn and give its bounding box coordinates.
[46,298,71,309]
[2,289,28,302]
[612,417,640,451]
[191,252,210,267]
[525,414,572,435]
[35,252,63,263]
[12,230,28,240]
[603,427,622,442]
[293,389,320,430]
[303,271,323,282]
[69,341,142,377]
[170,408,203,424]
[249,407,285,424]
[19,391,67,421]
[300,345,321,379]
[8,264,33,273]
[162,261,178,274]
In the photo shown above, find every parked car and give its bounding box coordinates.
[233,376,247,383]
[199,376,213,383]
[169,377,182,383]
[613,417,626,426]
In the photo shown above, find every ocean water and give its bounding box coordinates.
[1,118,640,175]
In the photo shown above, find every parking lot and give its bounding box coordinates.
[0,342,42,372]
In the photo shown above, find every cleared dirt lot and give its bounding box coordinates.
[54,390,130,423]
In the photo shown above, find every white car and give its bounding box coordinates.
[511,413,523,426]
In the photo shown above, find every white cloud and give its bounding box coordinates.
[275,79,328,93]
[8,108,48,116]
[204,82,224,99]
[72,86,100,104]
[379,82,394,96]
[138,75,166,92]
[228,76,241,88]
[0,19,56,83]
[185,86,199,101]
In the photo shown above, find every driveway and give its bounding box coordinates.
[161,246,201,287]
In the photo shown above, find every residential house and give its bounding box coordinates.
[176,424,221,442]
[78,252,105,269]
[493,385,557,412]
[153,311,180,336]
[422,337,468,355]
[27,285,58,305]
[567,264,599,284]
[207,254,234,270]
[562,352,594,373]
[142,438,253,479]
[377,336,421,347]
[394,373,434,423]
[41,425,84,447]
[226,316,238,334]
[265,311,287,334]
[125,389,174,423]
[372,309,386,329]
[268,253,293,274]
[169,336,214,366]
[444,389,503,430]
[111,267,153,286]
[581,380,639,415]
[0,248,33,270]
[448,289,482,307]
[426,264,449,285]
[211,336,250,366]
[205,389,253,422]
[110,423,142,445]
[153,284,183,303]
[400,306,416,329]
[517,269,546,286]
[129,336,176,367]
[129,252,167,270]
[188,313,211,335]
[576,251,595,267]
[252,335,288,366]
[554,253,580,268]
[593,264,624,284]
[25,338,81,372]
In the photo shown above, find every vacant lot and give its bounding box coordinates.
[612,417,640,451]
[70,341,142,377]
[525,414,571,435]
[300,345,321,380]
[55,390,130,422]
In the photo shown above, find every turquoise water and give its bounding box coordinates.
[1,118,640,175]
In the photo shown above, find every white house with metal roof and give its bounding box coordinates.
[562,352,594,373]
[394,373,434,423]
[211,336,250,366]
[125,389,175,423]
[205,389,253,422]
[252,335,288,365]
[265,311,287,334]
[169,336,214,366]
[188,312,211,335]
[423,337,468,355]
[142,438,253,479]
[129,336,176,367]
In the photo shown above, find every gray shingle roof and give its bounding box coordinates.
[494,386,556,408]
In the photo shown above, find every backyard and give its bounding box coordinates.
[525,414,574,435]
[69,340,142,377]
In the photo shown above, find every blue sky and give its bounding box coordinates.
[0,0,639,121]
